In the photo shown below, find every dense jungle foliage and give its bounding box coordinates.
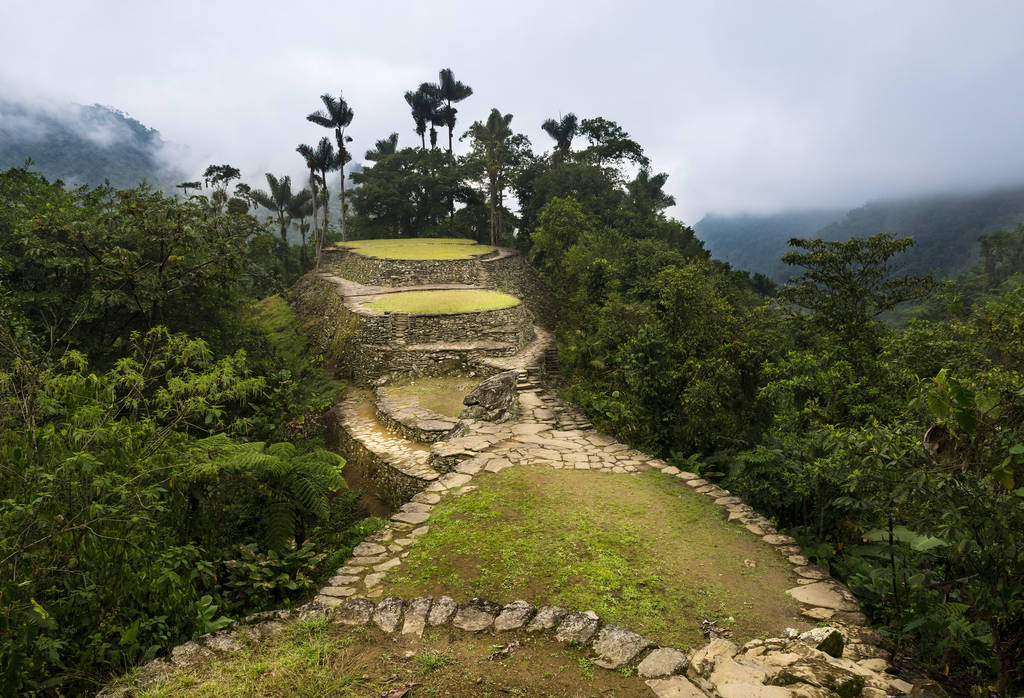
[0,166,377,695]
[515,150,1024,694]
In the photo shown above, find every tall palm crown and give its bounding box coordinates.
[468,109,516,246]
[404,88,441,149]
[541,113,579,162]
[251,173,294,241]
[434,68,473,155]
[365,133,399,161]
[307,93,354,241]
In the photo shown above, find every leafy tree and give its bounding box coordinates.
[780,233,936,352]
[578,117,648,168]
[307,93,354,241]
[176,180,202,197]
[296,142,323,265]
[627,167,676,219]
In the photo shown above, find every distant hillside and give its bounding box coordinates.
[0,99,183,189]
[696,210,844,281]
[696,187,1024,282]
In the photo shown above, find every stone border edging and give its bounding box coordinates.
[103,590,912,698]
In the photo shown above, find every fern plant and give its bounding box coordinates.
[181,434,346,551]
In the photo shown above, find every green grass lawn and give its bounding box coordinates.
[387,467,807,649]
[340,238,496,260]
[387,376,480,418]
[366,289,519,314]
[129,617,643,697]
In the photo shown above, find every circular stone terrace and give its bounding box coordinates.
[338,237,498,260]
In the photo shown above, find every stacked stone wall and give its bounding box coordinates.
[326,405,431,507]
[399,304,531,345]
[322,247,488,287]
[480,253,559,329]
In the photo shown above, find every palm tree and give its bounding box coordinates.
[433,68,473,156]
[365,132,399,161]
[627,167,676,217]
[296,142,322,266]
[251,173,293,241]
[307,93,354,242]
[311,138,338,267]
[468,109,515,246]
[404,87,441,150]
[286,189,315,268]
[541,113,578,163]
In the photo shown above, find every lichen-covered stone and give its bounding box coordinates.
[493,600,535,631]
[452,598,501,631]
[335,597,376,626]
[371,596,406,632]
[553,611,600,645]
[591,624,654,668]
[401,596,432,636]
[427,595,458,626]
[799,626,845,658]
[525,605,568,632]
[638,648,690,678]
[461,370,518,422]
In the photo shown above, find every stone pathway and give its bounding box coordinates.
[105,256,920,697]
[304,362,905,697]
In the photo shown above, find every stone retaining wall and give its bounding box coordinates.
[480,251,559,329]
[395,303,532,346]
[322,247,491,286]
[374,387,459,443]
[327,401,437,508]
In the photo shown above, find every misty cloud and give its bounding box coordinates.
[2,0,1024,222]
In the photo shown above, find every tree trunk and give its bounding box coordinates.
[488,173,498,246]
[336,129,348,243]
[309,168,319,271]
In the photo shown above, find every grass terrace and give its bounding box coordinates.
[366,289,519,315]
[339,237,496,260]
[387,466,808,649]
[386,376,480,418]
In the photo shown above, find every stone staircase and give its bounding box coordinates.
[390,313,410,345]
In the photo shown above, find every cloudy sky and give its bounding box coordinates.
[3,0,1024,222]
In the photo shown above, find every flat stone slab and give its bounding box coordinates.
[453,598,501,631]
[638,647,690,678]
[786,581,859,612]
[493,600,535,631]
[591,624,654,669]
[525,605,568,632]
[554,611,600,645]
[372,596,406,633]
[334,598,376,626]
[645,676,707,697]
[391,511,430,525]
[427,596,458,626]
[352,542,387,556]
[401,596,432,637]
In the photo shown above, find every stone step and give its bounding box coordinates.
[333,397,440,491]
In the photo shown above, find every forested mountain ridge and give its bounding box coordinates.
[0,98,183,189]
[696,185,1024,281]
